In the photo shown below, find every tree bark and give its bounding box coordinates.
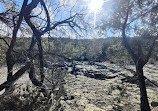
[6,0,28,81]
[136,65,151,111]
[0,62,30,91]
[36,34,44,84]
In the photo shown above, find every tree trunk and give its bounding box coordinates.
[7,59,14,81]
[136,65,151,111]
[6,0,28,81]
[36,34,44,84]
[0,62,30,91]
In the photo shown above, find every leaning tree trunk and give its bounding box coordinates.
[121,6,156,110]
[6,0,28,81]
[136,64,151,111]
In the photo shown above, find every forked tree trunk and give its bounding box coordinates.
[121,7,156,110]
[136,64,151,111]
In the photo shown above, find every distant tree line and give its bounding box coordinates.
[0,37,158,65]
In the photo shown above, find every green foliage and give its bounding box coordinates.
[42,38,51,52]
[107,40,131,64]
[0,37,157,65]
[0,0,20,11]
[63,41,85,60]
[13,38,31,63]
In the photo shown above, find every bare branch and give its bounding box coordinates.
[40,0,50,32]
[127,5,157,25]
[42,14,76,33]
[0,37,10,47]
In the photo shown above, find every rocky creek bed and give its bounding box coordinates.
[0,61,158,111]
[62,61,158,111]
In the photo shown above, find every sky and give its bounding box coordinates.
[0,0,115,39]
[0,2,4,12]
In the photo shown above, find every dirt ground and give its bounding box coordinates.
[0,62,158,111]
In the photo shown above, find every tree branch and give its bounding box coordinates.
[0,37,10,47]
[0,62,31,91]
[40,0,50,33]
[144,36,157,64]
[122,7,138,63]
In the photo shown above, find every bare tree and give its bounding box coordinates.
[0,0,86,94]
